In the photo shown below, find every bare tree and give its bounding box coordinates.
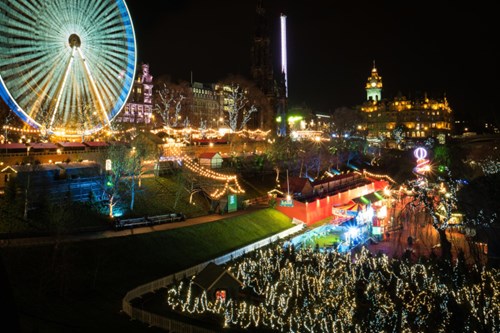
[102,143,130,217]
[405,167,497,262]
[154,79,190,128]
[218,74,272,130]
[222,83,258,132]
[126,133,161,210]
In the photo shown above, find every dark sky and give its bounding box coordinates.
[125,0,497,126]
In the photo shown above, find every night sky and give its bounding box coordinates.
[125,0,497,127]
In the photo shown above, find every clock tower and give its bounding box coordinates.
[366,61,382,102]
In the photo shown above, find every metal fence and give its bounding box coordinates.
[121,223,305,332]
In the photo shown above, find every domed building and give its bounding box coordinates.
[359,63,453,143]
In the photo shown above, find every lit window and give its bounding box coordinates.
[215,290,226,302]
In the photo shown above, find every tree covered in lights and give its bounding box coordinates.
[218,74,272,131]
[154,79,191,128]
[406,167,458,261]
[391,124,407,147]
[406,146,498,263]
[221,83,258,133]
[265,136,302,184]
[166,244,500,332]
[101,141,157,217]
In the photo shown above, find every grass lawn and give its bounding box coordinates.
[127,176,209,218]
[307,234,342,248]
[1,172,267,233]
[1,208,293,332]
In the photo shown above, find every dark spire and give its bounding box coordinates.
[251,0,273,96]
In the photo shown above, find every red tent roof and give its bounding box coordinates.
[28,142,58,149]
[312,172,361,186]
[199,152,221,159]
[192,138,227,143]
[83,141,108,147]
[57,142,86,148]
[0,143,26,150]
[280,177,311,193]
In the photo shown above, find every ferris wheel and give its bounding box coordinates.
[0,0,137,136]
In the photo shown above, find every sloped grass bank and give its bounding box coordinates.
[1,208,292,332]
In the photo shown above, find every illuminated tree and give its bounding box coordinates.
[392,124,407,147]
[102,144,128,218]
[406,171,457,261]
[407,160,496,264]
[155,82,187,127]
[220,83,258,132]
[127,133,161,210]
[265,136,301,184]
[166,245,500,332]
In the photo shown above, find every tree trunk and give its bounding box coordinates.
[316,154,321,179]
[130,180,135,211]
[438,228,452,261]
[109,195,114,218]
[23,174,30,221]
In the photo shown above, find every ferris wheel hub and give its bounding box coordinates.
[68,34,81,48]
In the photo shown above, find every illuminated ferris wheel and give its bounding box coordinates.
[0,0,136,136]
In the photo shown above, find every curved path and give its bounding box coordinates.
[0,206,266,248]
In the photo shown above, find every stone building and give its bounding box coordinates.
[116,63,154,125]
[360,63,453,141]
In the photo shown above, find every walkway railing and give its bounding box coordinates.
[122,223,305,332]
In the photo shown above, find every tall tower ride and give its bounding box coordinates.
[366,61,383,102]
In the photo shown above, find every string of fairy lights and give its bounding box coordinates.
[150,127,271,139]
[171,148,245,199]
[359,170,397,184]
[166,245,500,332]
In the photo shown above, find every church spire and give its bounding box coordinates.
[251,0,273,96]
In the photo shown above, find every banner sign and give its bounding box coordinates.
[280,198,294,207]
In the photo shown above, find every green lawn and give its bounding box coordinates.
[127,176,209,218]
[306,234,341,248]
[1,208,293,332]
[1,172,269,233]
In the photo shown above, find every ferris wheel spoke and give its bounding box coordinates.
[49,47,77,129]
[76,47,111,127]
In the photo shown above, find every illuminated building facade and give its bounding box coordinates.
[360,64,453,140]
[189,82,221,129]
[116,63,154,125]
